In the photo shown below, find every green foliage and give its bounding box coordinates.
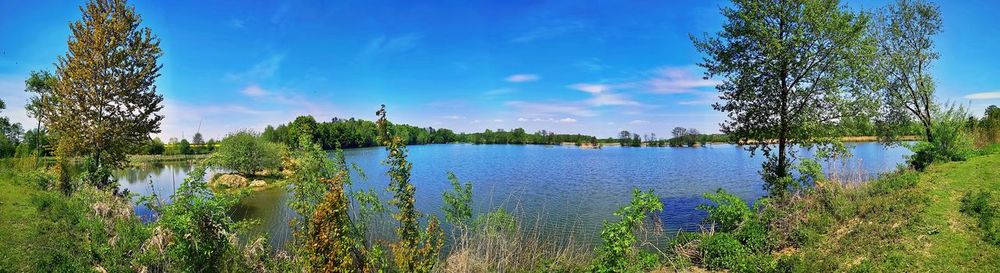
[699,233,749,271]
[376,105,443,272]
[152,165,242,272]
[442,172,473,228]
[44,0,165,171]
[960,190,1000,245]
[698,189,752,232]
[0,98,23,158]
[693,0,875,196]
[908,104,974,171]
[471,208,517,236]
[211,129,284,177]
[872,0,942,144]
[591,188,664,273]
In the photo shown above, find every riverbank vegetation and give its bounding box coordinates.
[3,0,1000,272]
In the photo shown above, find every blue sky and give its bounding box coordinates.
[1,0,999,139]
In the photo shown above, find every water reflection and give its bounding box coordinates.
[117,143,911,249]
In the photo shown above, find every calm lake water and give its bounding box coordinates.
[118,143,911,249]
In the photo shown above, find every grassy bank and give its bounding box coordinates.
[774,150,1000,272]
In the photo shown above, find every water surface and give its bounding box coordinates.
[118,143,911,248]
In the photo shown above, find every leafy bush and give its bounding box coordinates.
[908,105,974,171]
[591,188,664,273]
[735,219,776,253]
[471,207,516,236]
[960,190,1000,245]
[698,189,752,232]
[699,233,749,270]
[211,129,285,177]
[442,172,473,228]
[151,165,243,272]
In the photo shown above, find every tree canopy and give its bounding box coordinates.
[40,0,164,184]
[693,0,875,195]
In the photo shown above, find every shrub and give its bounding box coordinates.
[735,219,776,253]
[151,165,242,272]
[908,104,974,171]
[211,130,284,177]
[442,172,473,228]
[472,208,516,237]
[591,188,664,273]
[698,188,752,232]
[699,233,749,271]
[960,190,1000,245]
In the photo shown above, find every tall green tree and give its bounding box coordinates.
[24,70,58,155]
[376,105,443,272]
[872,0,942,143]
[0,99,24,157]
[42,0,164,188]
[692,0,874,195]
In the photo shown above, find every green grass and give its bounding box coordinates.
[783,152,1000,272]
[0,166,44,272]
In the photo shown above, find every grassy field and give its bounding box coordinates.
[0,165,43,272]
[784,150,1000,272]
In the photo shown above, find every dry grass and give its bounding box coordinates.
[438,210,593,272]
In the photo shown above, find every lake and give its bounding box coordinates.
[117,142,911,249]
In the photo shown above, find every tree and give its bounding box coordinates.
[211,130,284,177]
[375,105,443,272]
[0,99,23,158]
[671,127,688,139]
[872,0,942,143]
[192,132,204,145]
[692,0,873,195]
[24,70,58,155]
[41,0,164,188]
[178,139,191,155]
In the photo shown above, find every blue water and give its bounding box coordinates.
[117,142,911,248]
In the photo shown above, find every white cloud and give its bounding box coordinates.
[505,101,596,117]
[511,21,586,43]
[241,84,268,97]
[517,117,528,122]
[225,54,285,81]
[569,83,611,94]
[964,91,1000,100]
[559,117,577,123]
[484,88,516,96]
[443,115,465,120]
[677,91,719,105]
[228,18,245,29]
[493,119,504,123]
[645,66,719,94]
[506,74,540,83]
[587,93,639,106]
[359,33,423,60]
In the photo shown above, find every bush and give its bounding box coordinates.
[699,233,749,271]
[698,189,753,232]
[591,188,664,273]
[211,130,285,177]
[960,190,1000,245]
[442,172,473,228]
[908,105,974,171]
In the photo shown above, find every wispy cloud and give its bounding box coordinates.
[225,54,285,81]
[359,33,423,60]
[629,120,650,124]
[241,84,268,97]
[505,101,596,117]
[677,91,719,105]
[227,18,245,29]
[484,88,516,96]
[443,115,466,120]
[645,66,719,94]
[568,83,639,106]
[506,74,540,83]
[586,93,639,106]
[511,21,586,43]
[964,91,1000,100]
